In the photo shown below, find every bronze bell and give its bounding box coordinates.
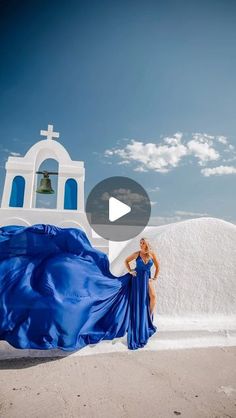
[36,170,58,194]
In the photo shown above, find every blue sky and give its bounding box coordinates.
[0,0,235,225]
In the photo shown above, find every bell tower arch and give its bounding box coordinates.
[34,158,59,209]
[1,124,85,211]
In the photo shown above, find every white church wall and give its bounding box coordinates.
[111,217,236,317]
[0,207,93,239]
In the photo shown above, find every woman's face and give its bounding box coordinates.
[140,239,147,251]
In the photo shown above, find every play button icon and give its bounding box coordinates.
[85,176,151,241]
[109,197,131,222]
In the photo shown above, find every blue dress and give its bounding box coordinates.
[0,224,157,352]
[127,252,157,349]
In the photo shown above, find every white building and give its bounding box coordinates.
[0,123,109,254]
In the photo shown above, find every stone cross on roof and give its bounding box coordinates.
[40,124,60,141]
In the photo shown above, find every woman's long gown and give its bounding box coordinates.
[127,252,157,349]
[0,224,157,351]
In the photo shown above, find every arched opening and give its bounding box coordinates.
[64,178,77,210]
[9,175,25,207]
[34,158,59,209]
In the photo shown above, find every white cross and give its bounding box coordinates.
[40,124,60,141]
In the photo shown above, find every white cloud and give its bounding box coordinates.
[117,160,130,165]
[191,133,215,143]
[187,136,220,166]
[175,210,209,216]
[10,152,21,157]
[163,132,183,145]
[201,165,236,176]
[104,149,114,156]
[0,146,22,158]
[224,143,235,154]
[133,166,148,172]
[147,186,160,192]
[217,136,228,144]
[106,138,188,173]
[222,155,236,163]
[104,132,225,173]
[103,132,236,178]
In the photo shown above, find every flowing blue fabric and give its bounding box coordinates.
[0,224,157,351]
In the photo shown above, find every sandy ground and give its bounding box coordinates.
[0,346,235,418]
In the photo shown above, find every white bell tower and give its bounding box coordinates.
[0,123,108,254]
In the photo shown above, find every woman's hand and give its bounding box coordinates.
[130,270,137,277]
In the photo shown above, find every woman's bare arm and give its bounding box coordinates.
[151,251,160,279]
[124,251,139,273]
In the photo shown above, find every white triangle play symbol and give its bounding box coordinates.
[109,197,131,222]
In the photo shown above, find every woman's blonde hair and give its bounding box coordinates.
[140,237,152,255]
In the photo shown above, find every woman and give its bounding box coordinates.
[0,224,159,352]
[124,237,160,349]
